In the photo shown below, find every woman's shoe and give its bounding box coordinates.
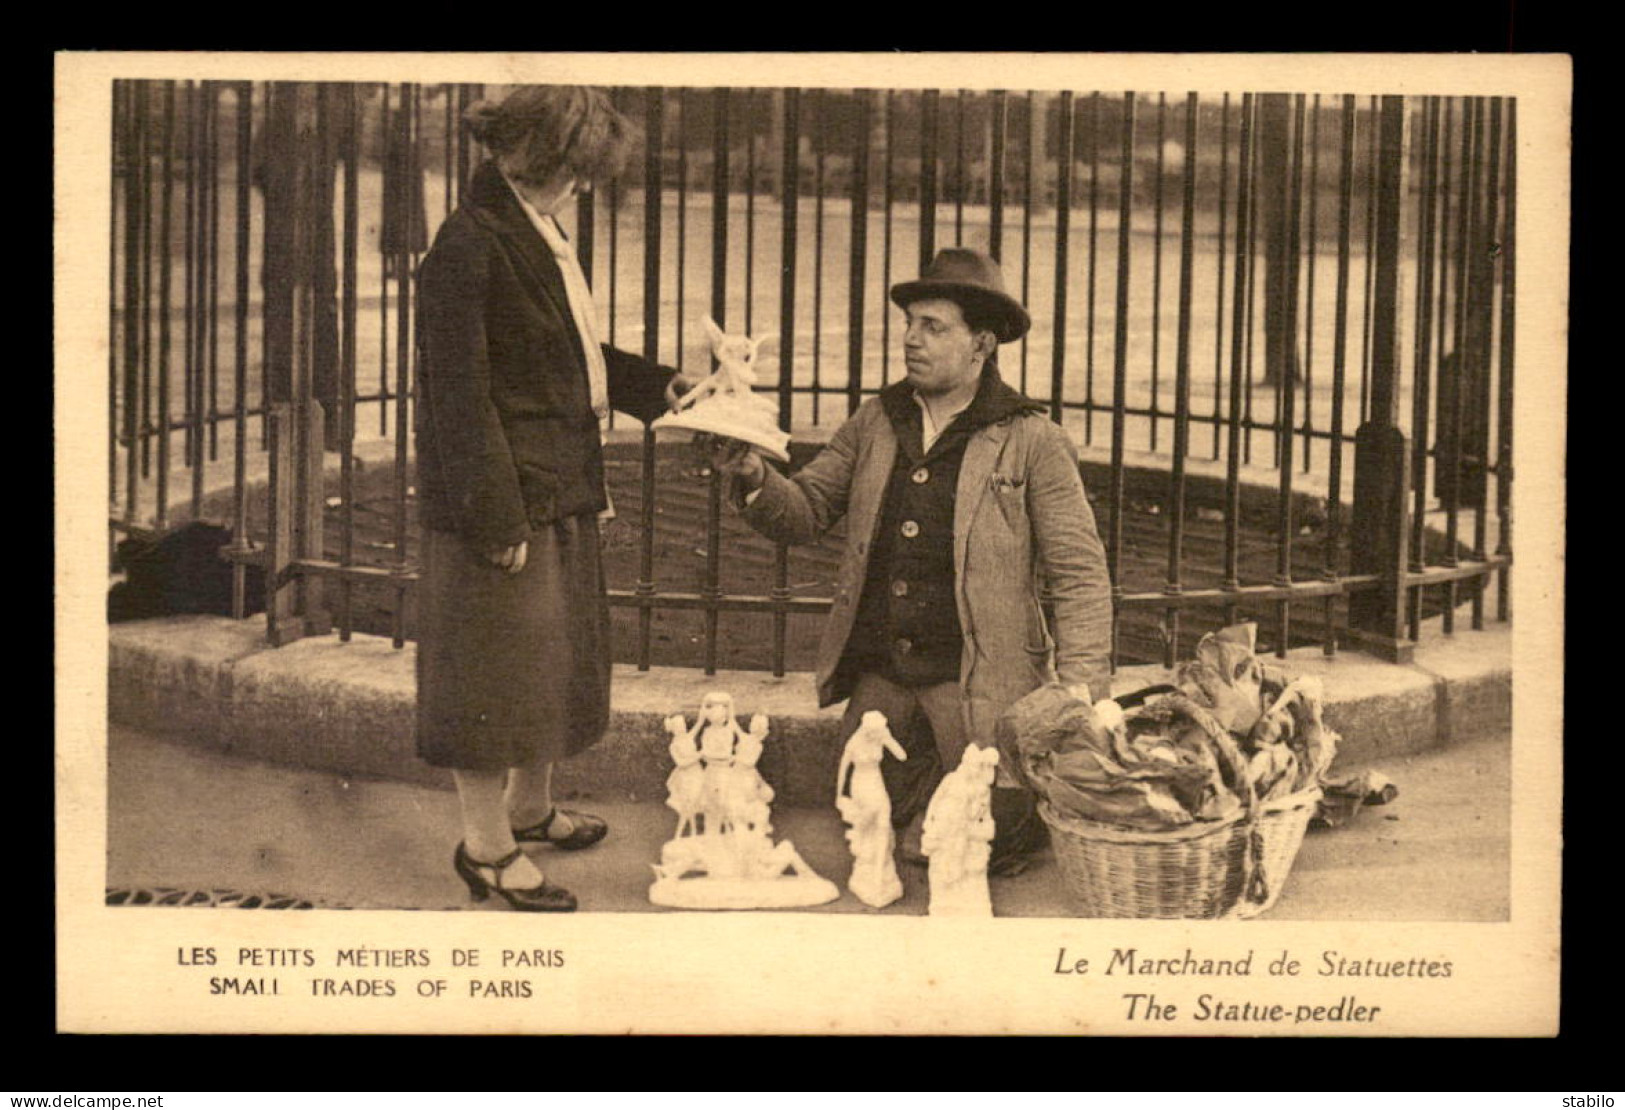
[453,843,577,912]
[513,807,609,851]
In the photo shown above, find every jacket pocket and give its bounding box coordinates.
[990,477,1027,531]
[1024,599,1056,658]
[516,462,559,523]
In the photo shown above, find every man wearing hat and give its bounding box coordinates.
[717,248,1113,877]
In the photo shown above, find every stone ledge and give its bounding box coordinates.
[107,613,1510,806]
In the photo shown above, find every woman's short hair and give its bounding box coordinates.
[464,86,637,188]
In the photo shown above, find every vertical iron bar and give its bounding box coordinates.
[1434,95,1456,506]
[774,88,801,679]
[1259,94,1291,471]
[188,81,206,517]
[707,87,731,674]
[455,85,473,201]
[391,83,417,650]
[443,84,454,221]
[1223,95,1255,627]
[1107,92,1136,671]
[123,82,144,531]
[1164,92,1199,667]
[745,90,756,333]
[155,82,175,530]
[1086,91,1101,445]
[989,90,1006,262]
[1442,97,1480,635]
[641,86,667,673]
[1150,93,1166,452]
[261,82,296,645]
[608,115,621,351]
[1050,90,1073,423]
[954,89,967,241]
[111,80,123,540]
[778,89,800,421]
[648,91,670,349]
[378,85,392,437]
[1301,95,1320,472]
[206,82,222,464]
[708,90,727,332]
[337,82,359,639]
[140,82,155,484]
[1495,99,1515,623]
[919,89,938,270]
[676,88,688,373]
[881,90,895,386]
[231,82,253,620]
[1243,95,1261,467]
[847,89,871,415]
[1323,93,1356,656]
[1366,98,1407,426]
[1212,94,1230,461]
[1471,97,1503,632]
[1274,94,1306,658]
[1407,97,1441,642]
[1359,95,1379,425]
[811,89,825,424]
[1021,92,1035,394]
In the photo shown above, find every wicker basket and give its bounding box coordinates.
[1040,785,1321,919]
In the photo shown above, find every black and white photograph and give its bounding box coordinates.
[55,52,1567,1035]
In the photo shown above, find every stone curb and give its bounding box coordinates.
[109,613,1510,807]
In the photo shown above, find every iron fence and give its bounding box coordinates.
[108,82,1515,674]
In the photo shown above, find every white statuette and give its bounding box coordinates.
[651,317,792,463]
[835,711,908,908]
[650,691,838,910]
[921,746,1001,917]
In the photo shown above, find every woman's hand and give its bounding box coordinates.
[485,541,529,575]
[710,436,766,492]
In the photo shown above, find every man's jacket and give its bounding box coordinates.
[739,380,1114,739]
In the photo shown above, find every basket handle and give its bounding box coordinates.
[1112,684,1180,709]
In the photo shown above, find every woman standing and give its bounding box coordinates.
[415,86,682,911]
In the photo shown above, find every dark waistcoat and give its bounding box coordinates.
[845,364,1036,687]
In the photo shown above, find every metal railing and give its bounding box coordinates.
[108,82,1515,673]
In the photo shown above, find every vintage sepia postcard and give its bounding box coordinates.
[55,51,1567,1035]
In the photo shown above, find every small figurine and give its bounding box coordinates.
[728,713,775,835]
[835,711,908,909]
[651,317,792,463]
[921,746,1001,917]
[664,713,704,839]
[650,691,838,910]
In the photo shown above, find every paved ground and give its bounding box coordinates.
[105,722,1510,921]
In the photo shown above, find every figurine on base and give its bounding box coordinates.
[650,692,838,910]
[836,711,908,908]
[921,746,1001,917]
[650,317,792,463]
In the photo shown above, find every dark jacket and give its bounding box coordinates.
[415,161,674,549]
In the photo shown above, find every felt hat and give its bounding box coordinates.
[889,248,1031,343]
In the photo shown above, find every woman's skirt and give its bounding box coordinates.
[416,516,611,770]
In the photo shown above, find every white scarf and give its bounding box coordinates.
[504,175,610,421]
[505,174,616,520]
